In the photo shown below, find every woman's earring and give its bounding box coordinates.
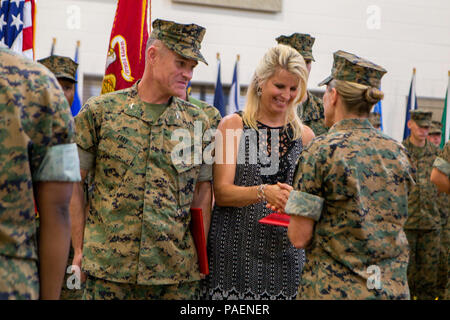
[256,86,262,97]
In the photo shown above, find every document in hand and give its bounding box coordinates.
[258,213,290,227]
[190,208,209,275]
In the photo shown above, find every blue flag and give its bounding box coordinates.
[71,42,81,117]
[403,69,417,140]
[186,81,192,97]
[228,57,240,114]
[213,59,226,117]
[372,88,383,131]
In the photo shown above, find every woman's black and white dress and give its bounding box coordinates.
[202,115,306,300]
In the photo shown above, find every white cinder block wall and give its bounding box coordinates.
[35,0,450,141]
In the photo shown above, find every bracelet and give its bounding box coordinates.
[257,184,267,202]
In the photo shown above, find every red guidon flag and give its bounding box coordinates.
[101,0,150,94]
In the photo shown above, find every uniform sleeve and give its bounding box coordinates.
[284,143,326,220]
[197,107,213,182]
[432,142,450,178]
[28,70,80,182]
[197,164,212,182]
[74,98,100,159]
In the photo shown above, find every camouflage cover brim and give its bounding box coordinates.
[54,72,77,83]
[429,128,442,135]
[304,54,315,62]
[413,119,432,127]
[163,40,208,65]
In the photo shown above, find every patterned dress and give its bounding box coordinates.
[203,113,305,300]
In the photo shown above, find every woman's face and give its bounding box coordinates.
[259,68,299,115]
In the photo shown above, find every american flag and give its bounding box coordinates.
[0,0,35,60]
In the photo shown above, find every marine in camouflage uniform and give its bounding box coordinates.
[284,51,415,299]
[427,121,449,299]
[38,55,85,300]
[74,19,212,300]
[0,47,80,299]
[403,110,440,300]
[38,55,78,106]
[276,33,328,136]
[432,141,450,299]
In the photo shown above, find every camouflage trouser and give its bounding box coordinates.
[0,254,39,300]
[405,228,440,300]
[437,226,449,300]
[83,275,200,300]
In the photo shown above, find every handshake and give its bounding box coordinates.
[262,182,294,214]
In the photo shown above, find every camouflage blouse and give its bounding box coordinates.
[403,138,440,230]
[286,118,415,299]
[296,91,328,137]
[0,48,75,260]
[75,83,211,285]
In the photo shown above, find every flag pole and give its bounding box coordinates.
[50,37,56,55]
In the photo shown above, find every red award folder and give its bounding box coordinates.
[190,208,209,275]
[258,212,290,227]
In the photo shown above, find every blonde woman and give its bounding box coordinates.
[202,44,314,300]
[271,51,415,299]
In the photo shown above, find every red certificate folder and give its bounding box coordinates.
[190,208,209,275]
[258,213,290,227]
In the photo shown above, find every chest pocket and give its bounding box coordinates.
[97,133,139,193]
[173,162,201,208]
[163,124,202,208]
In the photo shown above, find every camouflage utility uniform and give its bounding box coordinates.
[0,47,79,299]
[285,51,415,299]
[76,83,211,299]
[403,135,440,300]
[38,54,84,300]
[433,141,450,299]
[287,119,415,299]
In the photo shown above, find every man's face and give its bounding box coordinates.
[408,120,430,144]
[58,78,75,105]
[427,133,442,147]
[152,46,198,98]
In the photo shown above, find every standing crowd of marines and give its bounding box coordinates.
[0,17,449,300]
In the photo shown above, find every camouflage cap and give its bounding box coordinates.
[369,112,381,127]
[318,50,387,88]
[38,55,78,83]
[429,120,442,134]
[276,33,315,61]
[410,110,432,127]
[150,19,208,65]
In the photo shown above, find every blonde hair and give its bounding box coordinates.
[242,44,308,140]
[328,80,384,115]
